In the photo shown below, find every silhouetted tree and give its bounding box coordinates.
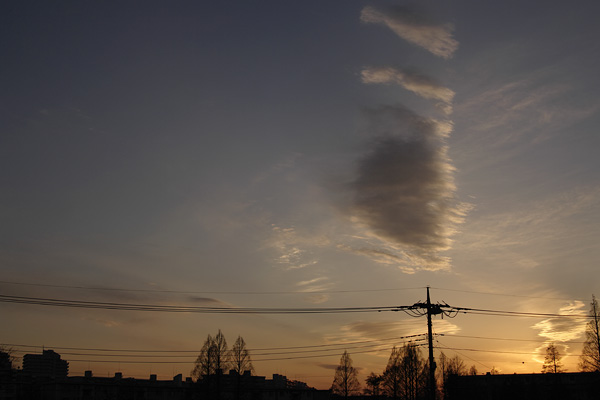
[331,351,361,398]
[212,330,231,373]
[364,372,383,396]
[231,336,254,375]
[0,346,14,373]
[191,330,232,400]
[437,352,448,400]
[446,355,466,376]
[438,352,466,398]
[383,343,426,400]
[542,343,564,373]
[468,365,478,375]
[580,295,600,372]
[399,344,425,400]
[231,336,254,400]
[192,334,217,380]
[382,346,402,400]
[213,330,230,400]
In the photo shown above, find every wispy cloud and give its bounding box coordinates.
[531,301,588,364]
[338,319,460,342]
[454,76,600,167]
[532,301,587,343]
[360,5,458,59]
[265,225,322,270]
[362,66,455,114]
[349,105,468,270]
[336,243,416,274]
[295,277,332,303]
[457,186,600,254]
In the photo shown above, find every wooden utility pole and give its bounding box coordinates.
[401,287,452,399]
[426,286,437,400]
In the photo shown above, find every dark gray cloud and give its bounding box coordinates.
[317,362,365,373]
[351,106,465,269]
[187,296,231,306]
[317,363,339,370]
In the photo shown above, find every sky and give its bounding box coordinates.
[2,0,600,389]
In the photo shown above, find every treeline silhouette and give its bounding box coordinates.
[190,330,254,400]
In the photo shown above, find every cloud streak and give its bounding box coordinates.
[350,105,466,269]
[531,301,588,364]
[360,5,458,59]
[361,67,455,113]
[532,301,588,343]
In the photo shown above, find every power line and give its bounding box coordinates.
[0,280,423,295]
[15,292,586,317]
[0,294,400,314]
[2,280,590,304]
[9,345,424,365]
[3,336,428,359]
[442,334,586,344]
[430,287,583,302]
[1,334,426,354]
[455,307,589,319]
[434,338,492,370]
[435,346,585,357]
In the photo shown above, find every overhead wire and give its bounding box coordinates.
[0,280,424,295]
[435,343,586,358]
[1,334,426,353]
[4,280,587,301]
[1,334,430,365]
[441,334,586,344]
[3,341,430,365]
[1,292,592,319]
[430,287,584,302]
[0,294,401,314]
[2,336,429,359]
[453,307,589,319]
[434,336,492,370]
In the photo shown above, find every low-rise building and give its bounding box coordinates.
[22,350,68,379]
[445,372,600,400]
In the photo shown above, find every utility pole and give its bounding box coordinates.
[426,286,438,400]
[398,287,456,400]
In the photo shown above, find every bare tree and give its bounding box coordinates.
[382,346,401,400]
[231,336,254,400]
[542,343,564,373]
[468,365,478,376]
[437,352,466,399]
[399,343,425,400]
[437,351,448,391]
[580,295,600,372]
[231,336,254,375]
[364,372,383,396]
[213,329,231,374]
[446,355,467,376]
[383,344,425,400]
[192,334,217,380]
[331,351,361,398]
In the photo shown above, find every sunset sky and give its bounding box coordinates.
[2,0,600,389]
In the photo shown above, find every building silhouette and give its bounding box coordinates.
[0,350,329,400]
[22,350,68,379]
[445,372,600,400]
